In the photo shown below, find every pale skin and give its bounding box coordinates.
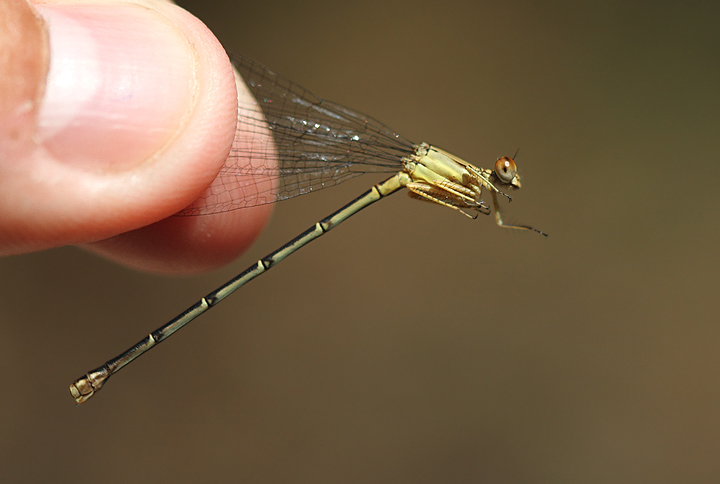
[0,0,271,274]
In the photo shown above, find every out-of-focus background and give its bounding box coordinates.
[2,1,719,482]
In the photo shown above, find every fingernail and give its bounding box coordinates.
[0,0,46,161]
[35,4,197,171]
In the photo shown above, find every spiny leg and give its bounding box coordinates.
[491,192,548,236]
[406,182,488,218]
[432,179,480,205]
[407,187,476,218]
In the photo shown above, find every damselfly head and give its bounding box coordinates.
[494,156,521,189]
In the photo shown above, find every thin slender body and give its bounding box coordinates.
[70,56,545,404]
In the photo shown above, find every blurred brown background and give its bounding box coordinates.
[2,0,719,482]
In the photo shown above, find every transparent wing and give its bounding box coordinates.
[180,53,415,216]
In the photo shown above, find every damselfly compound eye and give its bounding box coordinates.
[494,157,517,184]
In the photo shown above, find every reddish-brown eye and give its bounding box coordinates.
[494,156,517,184]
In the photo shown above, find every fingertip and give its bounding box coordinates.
[0,1,240,254]
[84,203,273,275]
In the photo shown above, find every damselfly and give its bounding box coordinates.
[70,53,546,403]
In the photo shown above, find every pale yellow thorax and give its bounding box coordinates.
[398,143,497,217]
[405,143,475,185]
